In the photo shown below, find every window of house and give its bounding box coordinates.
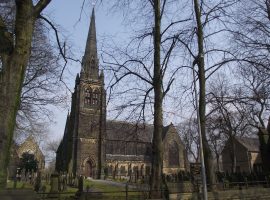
[168,142,180,167]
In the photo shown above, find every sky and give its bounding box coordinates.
[45,0,125,140]
[44,0,196,141]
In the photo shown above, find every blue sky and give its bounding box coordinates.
[45,0,125,140]
[43,0,197,141]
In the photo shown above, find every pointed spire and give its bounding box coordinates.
[81,8,99,80]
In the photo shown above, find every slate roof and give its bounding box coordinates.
[236,137,260,152]
[106,154,151,162]
[106,120,175,143]
[106,120,153,142]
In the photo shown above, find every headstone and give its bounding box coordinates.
[74,176,78,187]
[34,171,41,192]
[76,175,84,197]
[63,174,67,191]
[47,173,59,198]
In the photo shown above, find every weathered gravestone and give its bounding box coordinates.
[47,173,59,198]
[75,175,84,197]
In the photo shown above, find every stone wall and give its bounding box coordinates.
[16,136,45,170]
[163,126,187,174]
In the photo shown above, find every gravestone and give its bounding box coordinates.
[47,173,59,198]
[76,175,84,197]
[34,172,41,192]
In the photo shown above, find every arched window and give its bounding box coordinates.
[84,88,92,106]
[92,91,99,105]
[168,142,180,167]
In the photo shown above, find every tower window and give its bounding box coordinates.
[92,92,99,105]
[84,87,100,107]
[84,88,92,106]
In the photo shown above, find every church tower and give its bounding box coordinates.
[71,8,106,178]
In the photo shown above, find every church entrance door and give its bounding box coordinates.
[86,160,93,177]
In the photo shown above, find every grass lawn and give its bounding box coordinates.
[5,179,146,199]
[6,180,33,189]
[83,179,145,199]
[83,179,125,192]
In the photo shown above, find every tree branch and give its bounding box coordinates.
[0,15,13,54]
[34,0,51,17]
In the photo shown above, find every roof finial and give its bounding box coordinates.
[92,0,97,7]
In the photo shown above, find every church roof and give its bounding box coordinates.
[236,137,260,152]
[17,135,45,159]
[106,120,175,143]
[106,154,151,162]
[106,120,153,142]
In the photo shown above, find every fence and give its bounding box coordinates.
[29,171,270,199]
[35,180,270,200]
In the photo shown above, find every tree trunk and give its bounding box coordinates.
[0,0,51,188]
[229,135,237,173]
[216,154,220,172]
[150,0,164,198]
[193,0,215,189]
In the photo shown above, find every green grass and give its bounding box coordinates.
[83,179,124,193]
[83,179,144,198]
[6,180,33,189]
[6,179,145,199]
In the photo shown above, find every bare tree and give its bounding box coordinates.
[0,0,55,188]
[103,0,196,197]
[158,0,239,190]
[207,76,253,172]
[178,119,200,163]
[236,67,270,130]
[102,1,191,198]
[231,0,270,76]
[15,20,68,140]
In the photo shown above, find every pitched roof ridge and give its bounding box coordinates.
[236,136,259,151]
[106,119,153,128]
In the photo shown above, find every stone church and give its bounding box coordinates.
[56,8,188,179]
[8,136,45,178]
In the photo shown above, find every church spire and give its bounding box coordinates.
[81,8,99,80]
